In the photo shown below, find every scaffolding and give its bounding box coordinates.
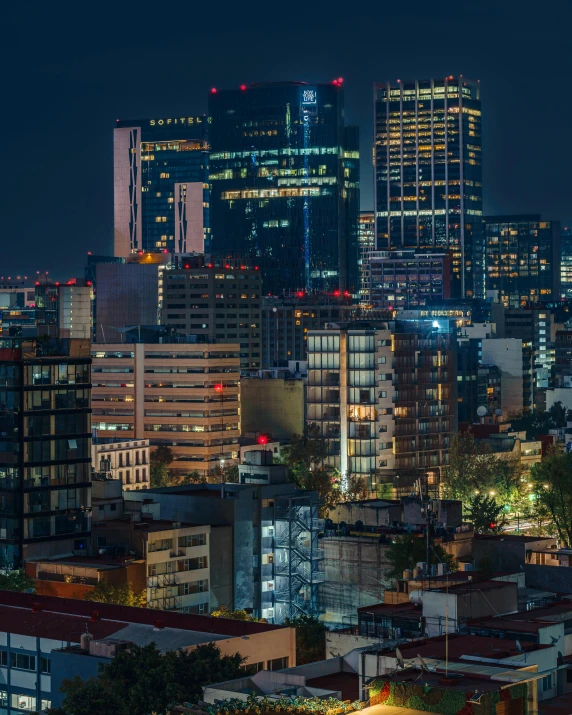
[273,493,324,623]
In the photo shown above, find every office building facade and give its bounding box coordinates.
[162,259,262,371]
[484,215,561,307]
[375,77,483,299]
[93,259,164,343]
[114,117,210,257]
[261,297,391,368]
[358,212,375,300]
[0,338,92,568]
[209,81,359,296]
[91,343,240,476]
[306,320,456,493]
[367,250,450,309]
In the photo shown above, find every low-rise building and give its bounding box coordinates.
[24,555,146,601]
[91,439,150,490]
[0,591,295,711]
[124,472,323,624]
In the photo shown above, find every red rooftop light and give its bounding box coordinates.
[213,384,223,392]
[240,84,247,91]
[211,88,217,94]
[333,289,340,297]
[257,434,269,445]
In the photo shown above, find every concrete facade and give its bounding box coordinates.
[240,377,304,439]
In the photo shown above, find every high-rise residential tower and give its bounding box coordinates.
[374,77,483,300]
[208,81,360,296]
[114,116,210,257]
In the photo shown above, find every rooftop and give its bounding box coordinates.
[0,591,284,641]
[474,534,552,543]
[387,634,550,661]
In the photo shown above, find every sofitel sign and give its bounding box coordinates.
[149,117,212,126]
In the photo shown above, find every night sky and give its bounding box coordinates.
[3,1,571,278]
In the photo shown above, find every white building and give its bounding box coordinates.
[92,439,150,490]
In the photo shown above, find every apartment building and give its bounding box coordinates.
[307,320,457,493]
[91,343,240,475]
[91,439,150,490]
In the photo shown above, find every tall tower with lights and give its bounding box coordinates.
[208,80,360,296]
[374,76,483,300]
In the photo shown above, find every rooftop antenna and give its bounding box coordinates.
[395,647,405,670]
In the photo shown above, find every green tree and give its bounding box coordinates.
[47,676,127,715]
[530,446,572,546]
[84,581,146,607]
[282,423,328,482]
[466,494,507,534]
[283,614,328,664]
[150,445,173,488]
[0,569,35,593]
[443,430,523,507]
[509,402,567,440]
[210,462,239,483]
[51,642,246,715]
[385,535,457,581]
[182,470,208,485]
[211,605,258,621]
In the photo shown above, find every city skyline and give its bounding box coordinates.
[3,1,572,278]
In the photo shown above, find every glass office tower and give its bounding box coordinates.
[0,338,92,567]
[484,215,561,307]
[375,77,483,299]
[114,116,210,257]
[209,81,360,296]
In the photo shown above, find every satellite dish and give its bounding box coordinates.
[495,408,502,416]
[395,647,405,669]
[417,655,430,672]
[515,639,523,652]
[477,406,488,417]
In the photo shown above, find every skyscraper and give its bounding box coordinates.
[114,116,210,257]
[208,81,359,296]
[374,77,483,300]
[483,215,561,307]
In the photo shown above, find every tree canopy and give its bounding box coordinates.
[385,534,457,581]
[48,642,246,715]
[150,445,173,488]
[509,402,569,440]
[211,605,258,621]
[442,430,524,508]
[465,494,507,534]
[530,446,572,547]
[0,569,35,593]
[83,581,146,608]
[283,614,328,665]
